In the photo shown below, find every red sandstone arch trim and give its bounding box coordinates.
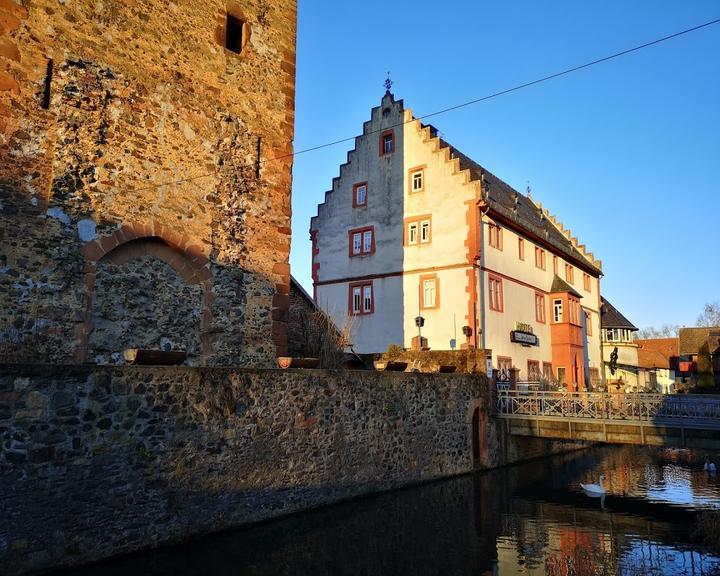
[74,221,214,363]
[466,398,487,469]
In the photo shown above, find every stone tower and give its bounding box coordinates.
[0,0,297,365]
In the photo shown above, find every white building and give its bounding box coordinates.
[310,92,604,390]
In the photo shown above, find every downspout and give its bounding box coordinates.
[478,199,490,352]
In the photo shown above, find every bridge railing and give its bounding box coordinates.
[495,389,720,422]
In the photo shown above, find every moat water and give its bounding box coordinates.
[62,446,720,576]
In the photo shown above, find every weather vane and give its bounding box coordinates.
[384,71,393,93]
[526,181,532,198]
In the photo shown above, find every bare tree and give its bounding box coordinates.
[697,301,720,327]
[634,324,680,339]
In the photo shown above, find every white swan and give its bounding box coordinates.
[704,461,717,473]
[580,474,606,496]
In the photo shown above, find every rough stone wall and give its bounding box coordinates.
[0,365,482,575]
[0,0,297,365]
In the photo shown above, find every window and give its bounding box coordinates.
[518,238,525,260]
[404,215,431,245]
[543,362,553,380]
[353,182,367,207]
[349,226,374,256]
[420,220,430,243]
[409,167,425,193]
[488,275,503,312]
[565,263,574,284]
[557,367,567,385]
[584,310,592,336]
[488,223,502,250]
[349,282,373,315]
[420,275,438,310]
[408,222,418,245]
[583,273,591,292]
[497,357,513,382]
[568,298,581,325]
[380,130,394,155]
[553,255,559,275]
[569,298,581,325]
[605,328,630,343]
[535,247,546,270]
[225,13,248,54]
[528,361,541,382]
[535,293,546,323]
[553,298,563,323]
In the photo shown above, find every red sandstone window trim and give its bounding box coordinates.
[348,226,375,257]
[352,182,368,208]
[583,273,591,292]
[408,165,426,193]
[488,223,503,250]
[565,263,575,284]
[348,281,374,315]
[535,247,546,270]
[488,274,504,312]
[419,273,439,310]
[404,214,432,246]
[543,362,553,380]
[518,238,525,261]
[535,292,546,323]
[553,255,559,275]
[527,360,540,381]
[584,310,593,336]
[379,129,395,156]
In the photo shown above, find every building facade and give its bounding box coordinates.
[677,327,720,387]
[0,0,297,365]
[311,92,603,390]
[600,297,640,388]
[636,337,678,393]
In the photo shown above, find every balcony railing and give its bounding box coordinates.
[495,389,720,423]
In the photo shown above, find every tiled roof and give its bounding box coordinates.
[432,135,602,275]
[679,327,720,355]
[636,338,679,369]
[600,297,638,330]
[550,275,583,298]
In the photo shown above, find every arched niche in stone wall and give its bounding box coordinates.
[77,230,214,365]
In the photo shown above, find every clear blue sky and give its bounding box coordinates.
[289,1,720,331]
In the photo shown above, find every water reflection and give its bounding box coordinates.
[60,446,720,576]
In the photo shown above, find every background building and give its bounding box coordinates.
[0,0,297,365]
[677,327,720,387]
[601,297,640,388]
[636,337,678,393]
[311,92,603,390]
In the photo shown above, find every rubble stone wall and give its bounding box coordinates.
[0,0,297,365]
[0,365,482,575]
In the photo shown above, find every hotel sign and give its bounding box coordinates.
[511,322,539,347]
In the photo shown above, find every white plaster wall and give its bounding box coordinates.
[401,267,470,351]
[315,277,404,354]
[480,215,602,377]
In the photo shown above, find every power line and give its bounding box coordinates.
[124,17,720,195]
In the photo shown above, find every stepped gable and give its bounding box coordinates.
[432,135,602,275]
[600,297,638,330]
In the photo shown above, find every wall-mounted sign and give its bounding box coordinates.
[511,330,539,347]
[515,322,534,334]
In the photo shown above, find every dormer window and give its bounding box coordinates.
[353,182,368,207]
[380,130,394,156]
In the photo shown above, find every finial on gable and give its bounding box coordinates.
[526,181,531,199]
[384,71,394,94]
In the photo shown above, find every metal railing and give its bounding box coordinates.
[495,389,720,423]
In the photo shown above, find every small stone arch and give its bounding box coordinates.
[74,221,213,363]
[466,398,487,469]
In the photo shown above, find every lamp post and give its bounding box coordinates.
[462,325,473,349]
[415,315,425,349]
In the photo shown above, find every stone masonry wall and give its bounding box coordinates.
[0,0,297,365]
[0,365,483,575]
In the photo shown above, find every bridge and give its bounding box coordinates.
[495,389,720,449]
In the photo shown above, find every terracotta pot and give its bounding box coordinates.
[277,357,320,369]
